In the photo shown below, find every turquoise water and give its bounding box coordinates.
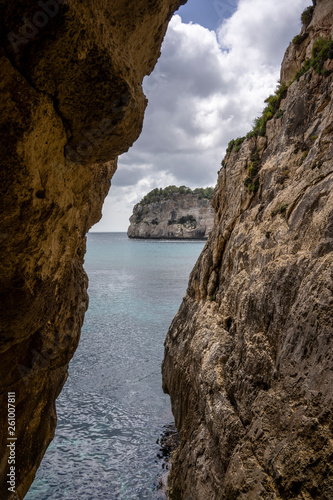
[26,233,204,500]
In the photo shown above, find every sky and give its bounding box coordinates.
[91,0,310,232]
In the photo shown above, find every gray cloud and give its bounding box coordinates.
[111,166,150,187]
[92,0,309,232]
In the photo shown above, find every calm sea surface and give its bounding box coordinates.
[26,233,204,500]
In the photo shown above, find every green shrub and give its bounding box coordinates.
[293,33,309,45]
[223,81,289,168]
[226,139,235,155]
[301,6,314,27]
[244,148,261,193]
[271,204,288,217]
[247,178,260,193]
[246,82,288,139]
[178,185,192,195]
[263,84,287,117]
[312,37,333,73]
[295,37,333,80]
[138,185,214,206]
[226,136,246,155]
[275,109,285,119]
[193,187,214,199]
[234,136,246,152]
[250,116,266,137]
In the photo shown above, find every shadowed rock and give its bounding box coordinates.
[0,0,185,497]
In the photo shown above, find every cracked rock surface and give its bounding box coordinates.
[163,1,333,498]
[0,0,185,498]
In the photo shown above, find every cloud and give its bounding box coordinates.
[92,0,310,232]
[111,164,151,187]
[219,0,307,66]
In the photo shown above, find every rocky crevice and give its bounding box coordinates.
[0,1,185,498]
[163,1,333,498]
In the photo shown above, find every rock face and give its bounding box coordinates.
[162,1,333,498]
[128,193,215,239]
[0,0,185,498]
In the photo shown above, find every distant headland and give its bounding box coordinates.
[127,185,215,239]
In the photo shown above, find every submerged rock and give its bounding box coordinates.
[156,424,180,499]
[162,1,333,498]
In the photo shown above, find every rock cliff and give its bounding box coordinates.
[128,189,215,239]
[163,1,333,498]
[0,0,185,498]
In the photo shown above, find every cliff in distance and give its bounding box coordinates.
[163,1,333,498]
[127,186,215,239]
[0,0,185,498]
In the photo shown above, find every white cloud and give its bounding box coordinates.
[92,0,310,232]
[219,0,308,66]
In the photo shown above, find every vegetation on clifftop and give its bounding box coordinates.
[224,81,288,155]
[137,185,214,206]
[225,33,333,158]
[301,5,314,27]
[249,82,288,138]
[222,32,333,195]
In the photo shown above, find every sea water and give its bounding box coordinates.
[26,233,205,500]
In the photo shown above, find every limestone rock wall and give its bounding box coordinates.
[0,1,185,498]
[127,194,215,239]
[163,1,333,498]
